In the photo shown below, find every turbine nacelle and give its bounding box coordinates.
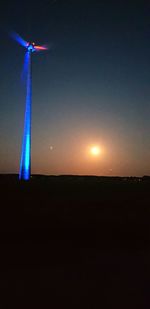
[27,42,36,53]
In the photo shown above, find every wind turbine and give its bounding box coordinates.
[11,32,48,180]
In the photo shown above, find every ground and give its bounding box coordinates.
[0,175,150,308]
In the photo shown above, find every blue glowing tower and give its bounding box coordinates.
[11,32,48,180]
[19,46,32,180]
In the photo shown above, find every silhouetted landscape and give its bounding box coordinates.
[0,174,150,308]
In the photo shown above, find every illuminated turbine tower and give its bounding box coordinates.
[11,33,47,180]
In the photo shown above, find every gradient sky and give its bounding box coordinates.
[0,0,150,176]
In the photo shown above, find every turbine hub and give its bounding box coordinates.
[27,42,36,52]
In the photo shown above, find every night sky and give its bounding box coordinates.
[0,0,150,176]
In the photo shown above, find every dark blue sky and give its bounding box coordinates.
[0,0,150,175]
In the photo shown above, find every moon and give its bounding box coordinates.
[90,145,101,156]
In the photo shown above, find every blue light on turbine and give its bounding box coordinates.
[19,51,31,180]
[27,43,36,53]
[10,31,48,180]
[21,51,30,82]
[24,134,30,180]
[10,31,28,48]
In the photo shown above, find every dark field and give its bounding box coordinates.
[0,175,150,308]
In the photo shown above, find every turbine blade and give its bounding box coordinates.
[34,45,48,51]
[10,31,28,48]
[21,51,30,82]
